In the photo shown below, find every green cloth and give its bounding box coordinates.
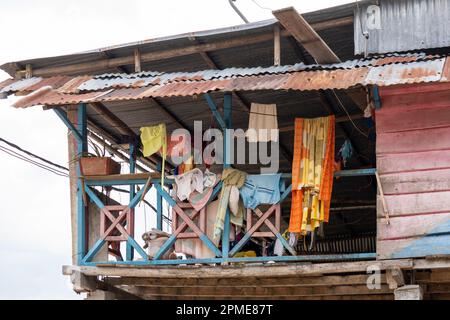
[214,168,247,239]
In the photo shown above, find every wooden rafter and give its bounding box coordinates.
[273,7,339,64]
[20,17,353,77]
[88,102,171,171]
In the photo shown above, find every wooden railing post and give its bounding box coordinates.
[222,92,232,262]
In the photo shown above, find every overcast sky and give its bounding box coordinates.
[0,0,350,299]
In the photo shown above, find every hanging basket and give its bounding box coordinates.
[79,157,121,176]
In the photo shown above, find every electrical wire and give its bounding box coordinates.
[0,145,69,177]
[0,137,69,172]
[330,91,369,138]
[251,0,273,11]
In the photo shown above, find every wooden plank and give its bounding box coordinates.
[273,24,281,66]
[83,172,160,181]
[377,104,450,134]
[377,126,450,155]
[377,151,450,174]
[273,7,339,64]
[413,258,450,270]
[378,234,450,260]
[151,293,394,300]
[105,274,385,287]
[376,191,450,217]
[377,212,450,240]
[67,107,79,265]
[380,168,450,195]
[133,284,392,298]
[386,267,405,289]
[379,82,450,97]
[27,17,352,77]
[134,48,141,73]
[378,88,450,112]
[64,259,414,278]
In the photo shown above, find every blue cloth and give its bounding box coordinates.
[239,173,285,209]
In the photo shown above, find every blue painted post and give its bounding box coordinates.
[222,92,232,261]
[204,93,226,130]
[126,142,136,261]
[77,103,87,264]
[156,162,163,230]
[373,85,382,109]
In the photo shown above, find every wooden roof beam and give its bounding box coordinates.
[88,102,170,171]
[274,7,367,112]
[273,7,340,64]
[20,16,352,77]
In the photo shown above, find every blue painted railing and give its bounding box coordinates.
[55,98,378,267]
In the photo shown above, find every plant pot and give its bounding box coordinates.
[80,157,121,176]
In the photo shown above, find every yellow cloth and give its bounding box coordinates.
[140,124,167,186]
[214,168,247,239]
[234,250,257,258]
[288,116,335,235]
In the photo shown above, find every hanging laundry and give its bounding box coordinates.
[338,139,353,167]
[188,170,219,212]
[140,123,167,185]
[246,103,279,142]
[170,168,217,202]
[239,173,285,209]
[214,168,247,239]
[170,168,204,201]
[288,116,335,235]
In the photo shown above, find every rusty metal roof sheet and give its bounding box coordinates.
[66,53,444,93]
[365,58,446,86]
[6,54,450,108]
[0,77,42,93]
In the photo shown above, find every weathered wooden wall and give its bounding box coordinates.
[376,82,450,259]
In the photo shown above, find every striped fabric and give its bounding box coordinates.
[288,116,335,234]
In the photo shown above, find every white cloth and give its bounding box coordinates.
[203,169,217,188]
[246,103,278,142]
[172,168,204,201]
[170,168,218,202]
[274,238,285,256]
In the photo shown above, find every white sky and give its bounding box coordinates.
[0,0,351,299]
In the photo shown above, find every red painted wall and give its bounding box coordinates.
[376,82,450,259]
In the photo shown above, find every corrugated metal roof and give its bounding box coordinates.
[1,52,439,96]
[9,54,450,108]
[0,2,359,77]
[365,58,446,86]
[0,77,42,93]
[354,0,450,55]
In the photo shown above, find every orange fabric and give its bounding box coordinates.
[289,118,304,233]
[288,116,335,233]
[319,115,335,222]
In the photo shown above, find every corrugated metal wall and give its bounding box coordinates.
[355,0,450,55]
[376,82,450,259]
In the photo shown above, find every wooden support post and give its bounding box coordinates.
[126,142,136,261]
[274,24,281,66]
[67,106,79,265]
[25,64,33,79]
[70,271,98,293]
[386,267,405,290]
[77,104,87,264]
[222,93,232,262]
[134,48,142,73]
[394,285,424,300]
[156,162,163,230]
[65,106,108,265]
